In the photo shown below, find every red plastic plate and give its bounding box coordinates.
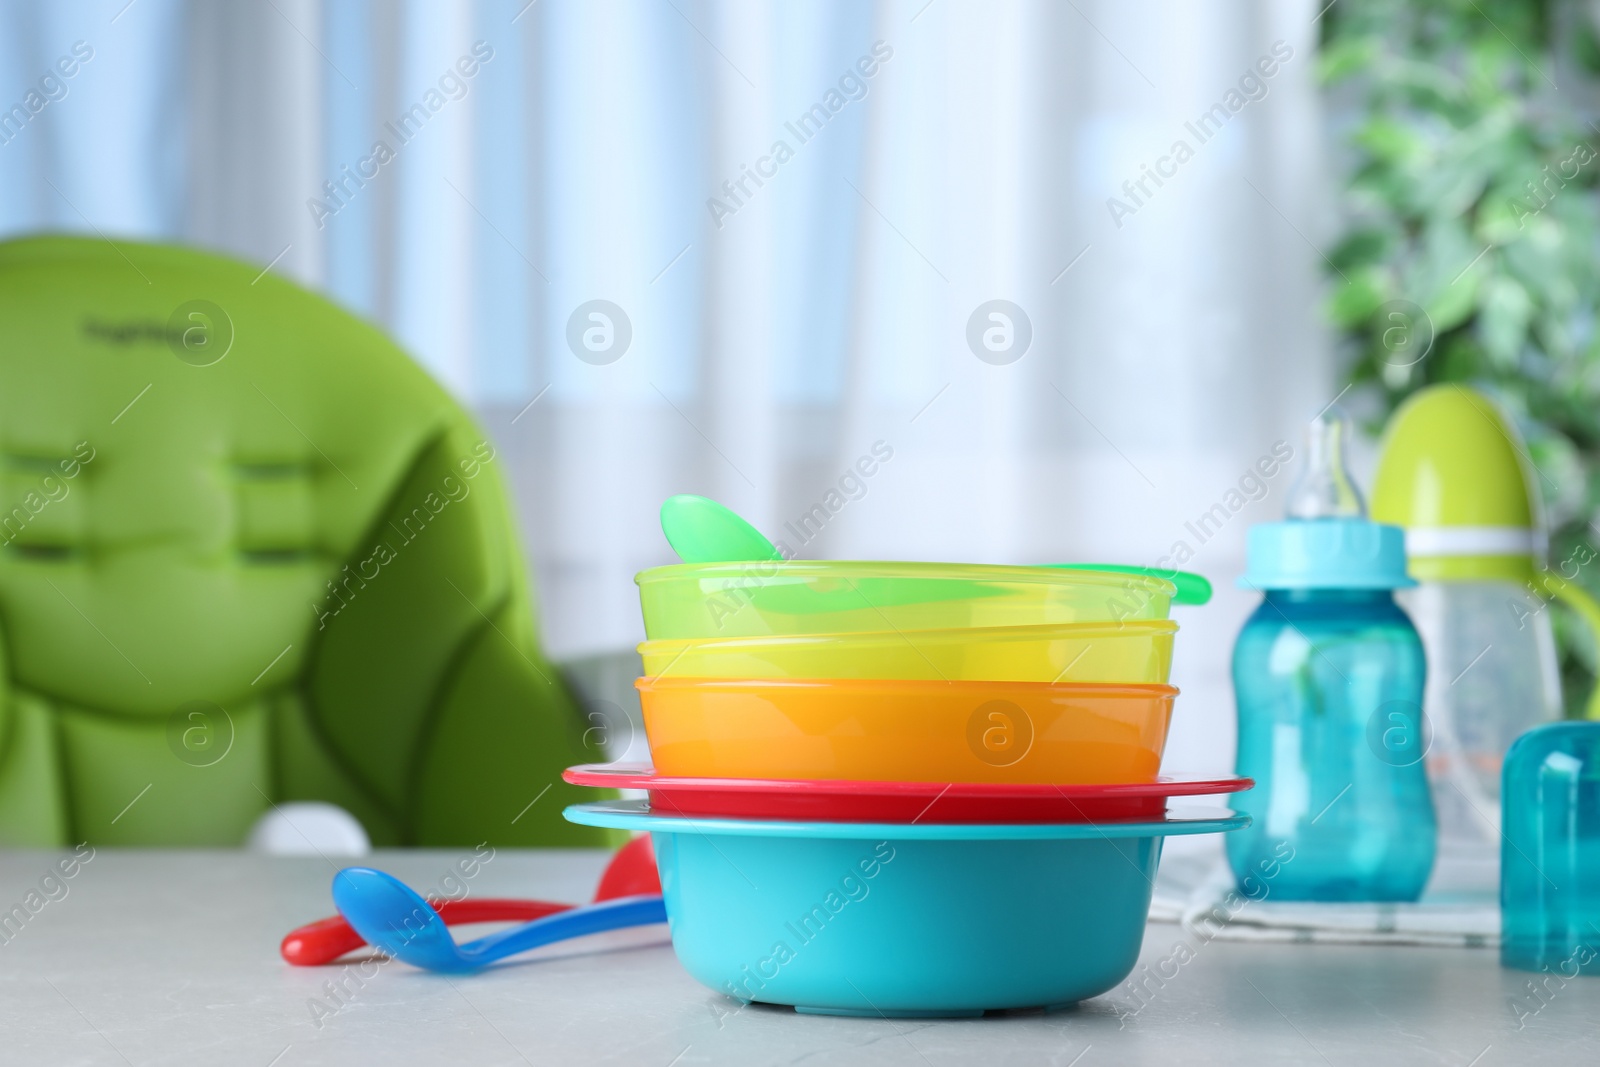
[563,764,1252,823]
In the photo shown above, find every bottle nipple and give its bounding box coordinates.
[1285,407,1366,520]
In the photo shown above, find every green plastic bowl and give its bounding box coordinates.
[637,561,1177,640]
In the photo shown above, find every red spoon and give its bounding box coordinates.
[280,834,659,966]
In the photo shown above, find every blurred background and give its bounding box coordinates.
[2,0,1594,777]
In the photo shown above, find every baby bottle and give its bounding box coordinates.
[1227,411,1437,901]
[1370,385,1600,848]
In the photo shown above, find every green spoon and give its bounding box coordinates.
[1041,563,1211,606]
[660,494,782,564]
[658,495,1211,605]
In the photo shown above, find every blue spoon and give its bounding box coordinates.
[331,866,667,973]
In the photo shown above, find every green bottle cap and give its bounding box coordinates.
[1369,385,1541,582]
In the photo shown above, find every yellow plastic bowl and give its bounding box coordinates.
[637,561,1175,639]
[638,621,1176,685]
[637,677,1177,784]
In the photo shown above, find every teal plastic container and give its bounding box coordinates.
[564,800,1247,1016]
[1501,722,1600,975]
[1228,518,1437,902]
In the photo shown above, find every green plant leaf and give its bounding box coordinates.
[1479,275,1533,365]
[1329,270,1389,326]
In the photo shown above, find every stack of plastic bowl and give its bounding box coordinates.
[564,560,1250,1016]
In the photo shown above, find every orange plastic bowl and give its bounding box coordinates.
[636,677,1177,785]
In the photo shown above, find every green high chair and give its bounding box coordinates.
[0,235,612,848]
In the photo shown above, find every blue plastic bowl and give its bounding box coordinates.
[564,800,1248,1017]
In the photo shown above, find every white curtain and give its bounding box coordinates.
[0,0,1332,774]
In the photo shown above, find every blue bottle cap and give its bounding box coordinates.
[1240,518,1416,591]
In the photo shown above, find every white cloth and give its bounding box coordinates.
[1152,837,1500,947]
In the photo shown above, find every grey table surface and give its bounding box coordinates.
[0,848,1595,1066]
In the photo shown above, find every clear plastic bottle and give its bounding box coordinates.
[1227,412,1437,901]
[1371,385,1600,848]
[1398,580,1562,844]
